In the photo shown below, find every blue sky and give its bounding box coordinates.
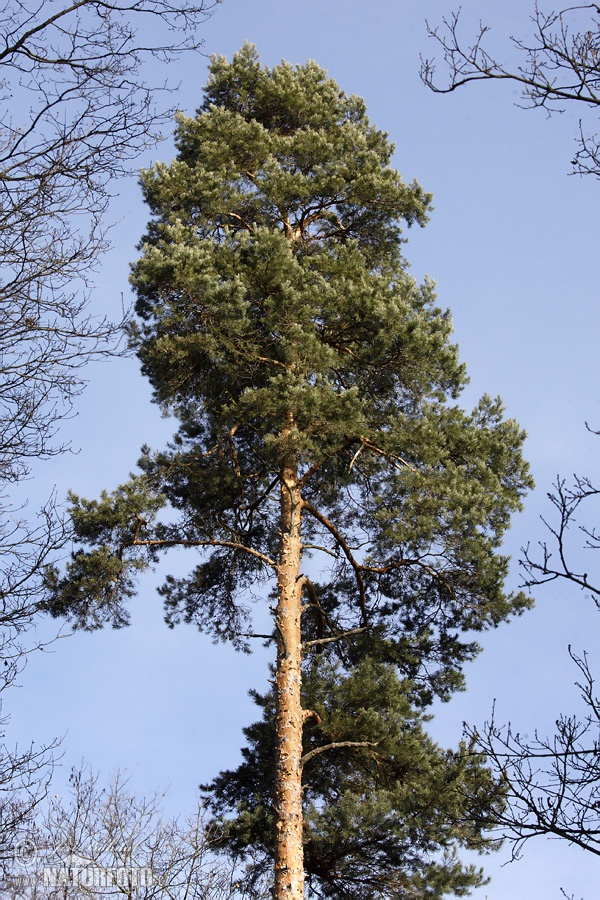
[9,1,600,896]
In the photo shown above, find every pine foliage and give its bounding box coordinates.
[206,658,504,898]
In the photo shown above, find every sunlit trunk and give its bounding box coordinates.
[273,449,305,899]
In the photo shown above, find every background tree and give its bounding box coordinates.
[0,733,56,878]
[1,765,250,898]
[44,45,533,899]
[420,2,600,177]
[0,0,218,641]
[456,435,600,865]
[0,0,217,874]
[421,4,600,875]
[465,647,600,863]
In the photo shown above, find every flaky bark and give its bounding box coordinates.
[273,449,305,899]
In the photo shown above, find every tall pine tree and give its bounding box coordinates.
[45,45,533,899]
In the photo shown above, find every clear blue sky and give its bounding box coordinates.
[10,1,600,896]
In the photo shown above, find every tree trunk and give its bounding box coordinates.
[273,450,305,899]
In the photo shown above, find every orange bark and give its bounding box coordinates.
[273,453,305,899]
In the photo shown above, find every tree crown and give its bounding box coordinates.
[46,44,533,702]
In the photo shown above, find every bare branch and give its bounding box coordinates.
[421,3,600,177]
[459,427,600,858]
[1,764,243,896]
[0,1,217,850]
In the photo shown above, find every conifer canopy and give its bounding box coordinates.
[45,45,533,898]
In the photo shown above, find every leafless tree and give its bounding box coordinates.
[420,3,600,177]
[0,730,56,877]
[1,765,253,898]
[0,0,217,875]
[421,1,600,876]
[521,459,600,600]
[0,0,218,626]
[464,429,600,862]
[467,648,600,859]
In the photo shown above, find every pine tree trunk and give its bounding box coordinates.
[273,449,305,899]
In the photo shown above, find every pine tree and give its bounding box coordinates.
[44,45,533,899]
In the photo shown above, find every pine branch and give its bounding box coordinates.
[302,501,370,628]
[129,535,277,569]
[303,628,369,649]
[301,741,379,768]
